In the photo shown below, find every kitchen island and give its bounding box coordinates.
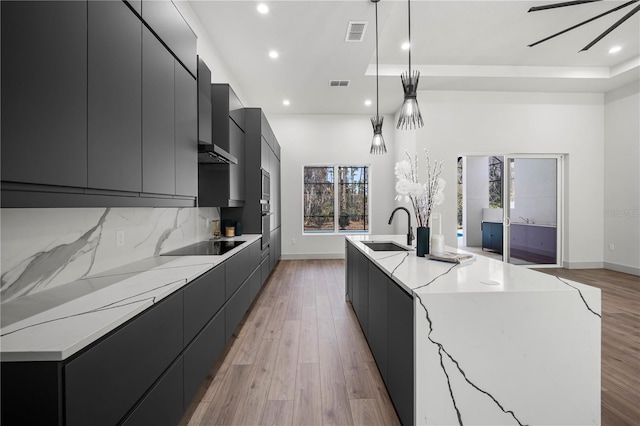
[345,235,601,426]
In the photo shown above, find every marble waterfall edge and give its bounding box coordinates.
[1,207,218,303]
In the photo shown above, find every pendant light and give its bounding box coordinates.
[396,0,424,130]
[370,0,387,154]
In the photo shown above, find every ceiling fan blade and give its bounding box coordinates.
[528,0,602,13]
[528,0,639,47]
[581,3,640,50]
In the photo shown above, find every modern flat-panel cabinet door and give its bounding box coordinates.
[142,28,175,195]
[174,62,198,197]
[368,263,388,383]
[64,291,183,426]
[183,309,225,409]
[122,357,184,426]
[1,1,87,188]
[387,283,415,426]
[88,0,142,192]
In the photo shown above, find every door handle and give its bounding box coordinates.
[504,217,511,227]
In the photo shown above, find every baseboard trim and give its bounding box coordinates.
[281,253,345,260]
[603,262,640,277]
[562,261,604,269]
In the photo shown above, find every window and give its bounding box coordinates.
[303,165,369,234]
[488,156,503,208]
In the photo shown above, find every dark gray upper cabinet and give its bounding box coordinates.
[143,28,175,195]
[175,62,198,197]
[199,84,246,207]
[141,0,197,77]
[88,0,142,193]
[211,84,245,150]
[197,57,212,145]
[1,1,88,188]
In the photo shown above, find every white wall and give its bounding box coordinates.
[407,91,605,268]
[604,82,640,275]
[268,115,396,258]
[174,1,250,105]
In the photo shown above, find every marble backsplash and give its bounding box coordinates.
[0,207,219,303]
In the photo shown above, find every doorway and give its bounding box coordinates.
[457,154,563,267]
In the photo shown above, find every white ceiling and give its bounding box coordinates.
[189,0,640,115]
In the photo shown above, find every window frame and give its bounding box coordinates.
[302,164,371,235]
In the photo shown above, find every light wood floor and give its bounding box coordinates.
[179,261,639,426]
[535,268,640,426]
[179,259,400,426]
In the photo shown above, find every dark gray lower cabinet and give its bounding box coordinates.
[226,246,252,298]
[346,241,414,426]
[65,289,184,426]
[225,277,251,342]
[261,256,271,285]
[183,264,225,344]
[368,263,388,383]
[351,246,369,335]
[183,309,225,408]
[122,357,184,426]
[387,281,415,426]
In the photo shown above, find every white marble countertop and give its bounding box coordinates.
[347,234,590,297]
[347,234,601,425]
[0,235,261,362]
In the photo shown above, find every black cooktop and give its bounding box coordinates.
[161,240,246,256]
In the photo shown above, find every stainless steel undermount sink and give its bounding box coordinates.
[362,241,411,252]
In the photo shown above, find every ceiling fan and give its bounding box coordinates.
[528,0,640,51]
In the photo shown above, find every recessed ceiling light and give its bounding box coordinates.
[257,4,269,14]
[283,99,290,106]
[608,45,622,54]
[269,50,279,59]
[401,42,410,50]
[364,99,372,106]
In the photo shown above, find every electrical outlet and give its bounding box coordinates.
[291,238,296,245]
[608,243,615,251]
[116,230,125,247]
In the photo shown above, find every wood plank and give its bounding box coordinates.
[232,306,271,365]
[364,360,401,426]
[267,319,301,400]
[292,363,322,426]
[201,364,253,425]
[334,318,374,399]
[319,337,355,426]
[349,398,387,426]
[298,306,319,364]
[260,400,294,426]
[231,338,280,425]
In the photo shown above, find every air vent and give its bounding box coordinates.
[329,80,350,87]
[345,21,368,42]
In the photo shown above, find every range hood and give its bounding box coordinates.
[198,143,238,164]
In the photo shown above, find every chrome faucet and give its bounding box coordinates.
[519,216,531,224]
[388,207,414,246]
